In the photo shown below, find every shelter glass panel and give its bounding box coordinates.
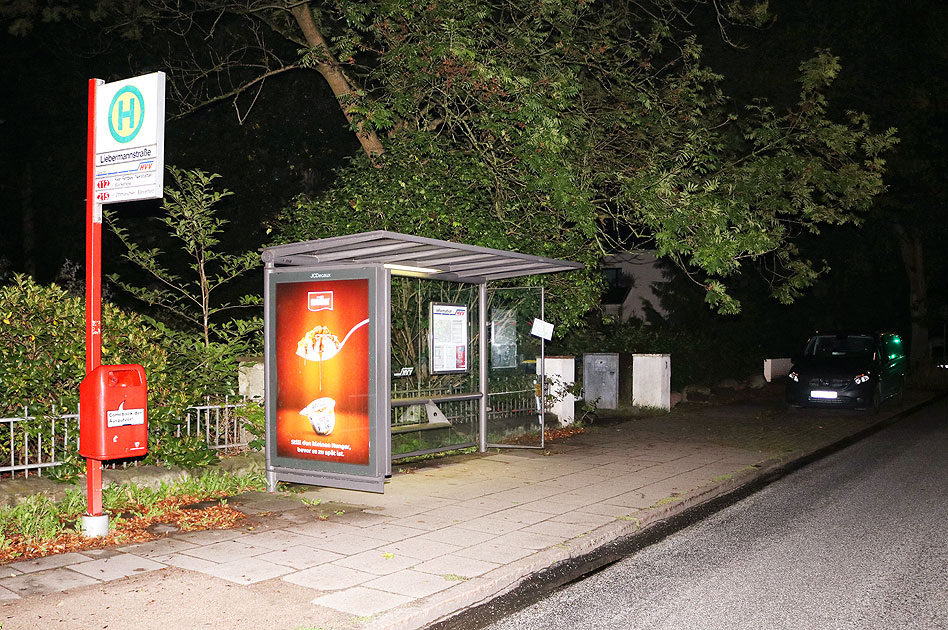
[390,277,481,458]
[486,286,545,448]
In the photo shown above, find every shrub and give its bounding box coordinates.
[0,275,220,472]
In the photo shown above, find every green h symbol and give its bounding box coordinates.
[108,85,145,143]
[117,98,135,131]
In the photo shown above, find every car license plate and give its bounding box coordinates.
[810,390,837,399]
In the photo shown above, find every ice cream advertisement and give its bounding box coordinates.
[274,278,370,465]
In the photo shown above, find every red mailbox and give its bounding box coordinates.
[79,364,148,461]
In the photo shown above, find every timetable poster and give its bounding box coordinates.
[430,303,469,373]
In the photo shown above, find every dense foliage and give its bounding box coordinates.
[1,1,897,320]
[0,275,242,471]
[269,1,896,316]
[108,166,262,349]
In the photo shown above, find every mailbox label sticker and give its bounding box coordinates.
[107,407,145,427]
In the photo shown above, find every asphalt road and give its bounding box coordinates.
[485,397,948,630]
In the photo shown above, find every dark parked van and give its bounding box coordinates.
[786,331,907,413]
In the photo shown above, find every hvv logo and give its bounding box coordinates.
[308,291,333,312]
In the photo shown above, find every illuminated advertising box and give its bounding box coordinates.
[265,266,389,492]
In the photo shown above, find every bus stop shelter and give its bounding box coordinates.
[261,231,583,493]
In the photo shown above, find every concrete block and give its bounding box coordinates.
[764,358,792,383]
[539,356,575,425]
[238,359,265,399]
[632,354,671,410]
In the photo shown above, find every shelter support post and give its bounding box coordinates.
[478,282,488,452]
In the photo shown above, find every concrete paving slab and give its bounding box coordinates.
[257,545,344,570]
[153,553,220,573]
[453,541,535,564]
[0,585,19,600]
[452,497,523,513]
[285,519,366,538]
[379,538,463,561]
[419,504,496,522]
[313,585,414,616]
[241,529,315,550]
[196,557,296,585]
[489,507,555,525]
[520,519,594,539]
[305,531,386,555]
[67,553,165,582]
[490,529,566,550]
[0,567,100,597]
[332,549,417,575]
[412,553,500,578]
[7,552,93,574]
[76,548,125,560]
[487,486,564,503]
[282,563,375,590]
[180,539,271,563]
[331,511,395,528]
[516,496,597,515]
[426,484,496,501]
[575,481,638,501]
[533,473,614,491]
[539,490,602,508]
[174,528,247,545]
[386,513,468,531]
[454,515,525,535]
[122,538,199,558]
[358,522,430,543]
[549,510,620,527]
[416,525,497,547]
[364,569,455,598]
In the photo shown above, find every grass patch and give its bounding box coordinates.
[652,495,681,507]
[0,470,265,563]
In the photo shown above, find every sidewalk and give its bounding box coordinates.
[0,387,934,630]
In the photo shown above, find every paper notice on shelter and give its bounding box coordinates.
[531,318,554,341]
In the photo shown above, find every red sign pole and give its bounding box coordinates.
[85,78,104,519]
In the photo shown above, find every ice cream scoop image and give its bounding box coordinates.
[296,319,369,362]
[300,397,336,435]
[296,326,342,362]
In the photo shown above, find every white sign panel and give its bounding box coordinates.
[530,318,554,341]
[430,303,469,373]
[94,72,166,205]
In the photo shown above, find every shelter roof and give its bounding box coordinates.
[261,231,584,283]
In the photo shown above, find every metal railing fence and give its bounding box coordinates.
[0,397,257,479]
[2,386,536,478]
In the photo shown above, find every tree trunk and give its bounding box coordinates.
[894,222,929,373]
[291,3,385,159]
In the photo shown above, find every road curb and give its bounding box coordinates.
[387,393,944,630]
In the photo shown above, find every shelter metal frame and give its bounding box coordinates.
[261,231,583,489]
